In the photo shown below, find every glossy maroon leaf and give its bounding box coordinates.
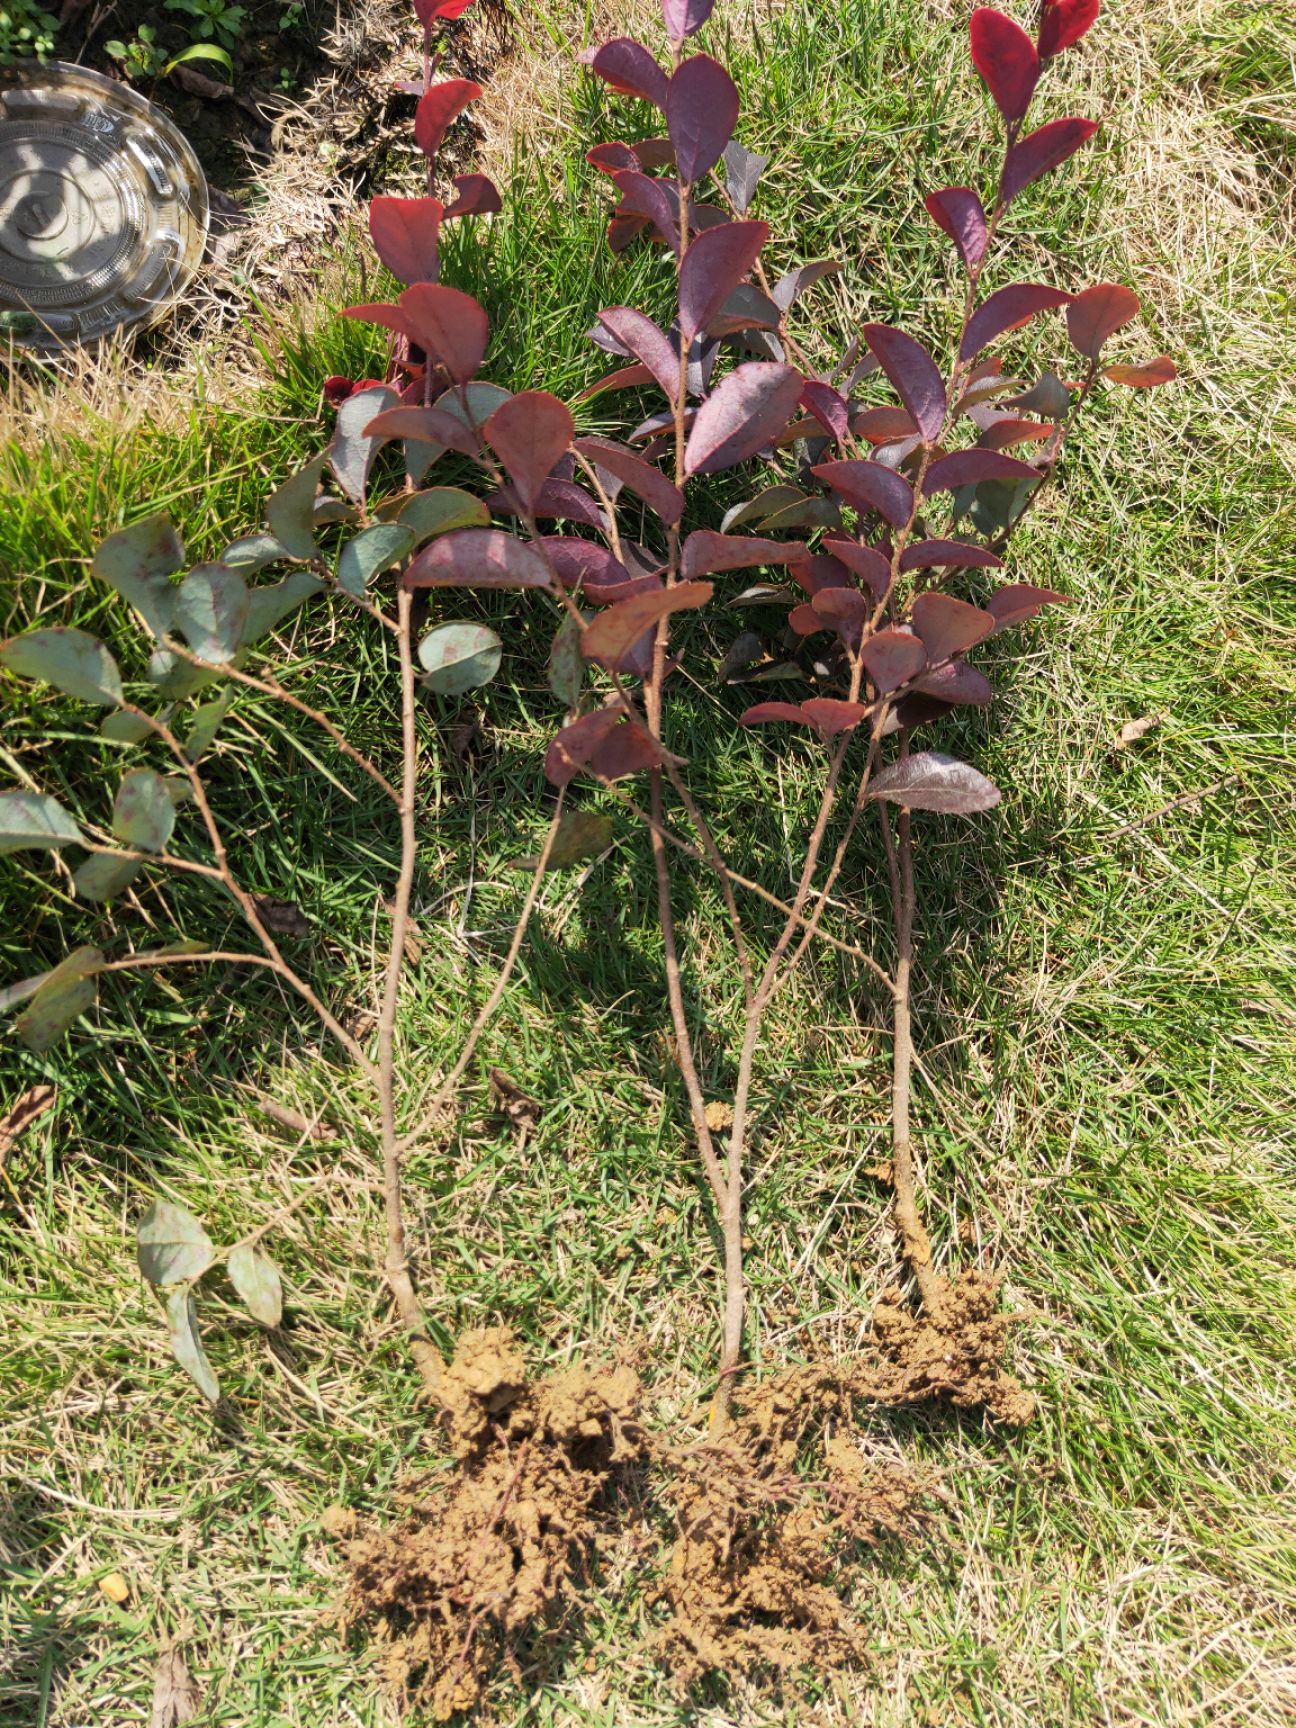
[541,539,630,591]
[607,213,648,253]
[861,630,926,693]
[611,169,681,253]
[986,583,1071,631]
[900,538,1004,571]
[634,137,676,170]
[824,537,891,597]
[546,708,664,786]
[1102,356,1177,387]
[575,362,655,402]
[787,603,824,636]
[573,435,685,526]
[799,381,850,445]
[587,141,639,174]
[597,307,680,401]
[792,553,849,596]
[960,283,1073,362]
[1067,282,1141,358]
[362,404,479,459]
[666,54,738,185]
[484,391,573,510]
[914,661,993,707]
[588,715,674,780]
[978,417,1053,449]
[911,592,995,660]
[342,300,415,343]
[867,751,1000,813]
[685,362,803,475]
[969,7,1039,123]
[415,0,474,22]
[581,580,712,662]
[1038,0,1100,58]
[590,38,669,109]
[398,284,489,383]
[443,173,502,219]
[811,460,914,530]
[1001,117,1098,205]
[810,587,869,644]
[740,700,810,729]
[851,405,918,445]
[862,323,947,443]
[489,479,608,531]
[924,187,988,273]
[678,220,769,342]
[369,197,443,286]
[922,449,1038,494]
[680,532,809,579]
[403,527,551,590]
[801,698,871,737]
[708,283,782,337]
[414,79,482,160]
[663,0,716,36]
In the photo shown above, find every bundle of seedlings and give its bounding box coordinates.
[0,0,1174,1705]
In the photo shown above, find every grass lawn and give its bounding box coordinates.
[2,0,1295,1722]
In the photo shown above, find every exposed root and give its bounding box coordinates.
[334,1329,645,1720]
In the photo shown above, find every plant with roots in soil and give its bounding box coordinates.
[1,0,1176,1705]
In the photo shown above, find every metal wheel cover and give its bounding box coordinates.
[0,62,209,351]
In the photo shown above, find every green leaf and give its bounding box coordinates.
[175,565,249,664]
[331,384,399,504]
[0,627,123,706]
[165,39,232,73]
[243,571,323,643]
[100,708,164,744]
[221,531,290,574]
[720,485,805,532]
[547,615,584,709]
[165,1287,220,1404]
[0,791,83,855]
[184,689,235,762]
[266,454,327,561]
[113,769,177,853]
[92,513,183,639]
[313,496,357,528]
[138,1199,216,1285]
[510,810,613,873]
[405,382,509,485]
[147,648,221,700]
[227,1242,283,1326]
[74,851,144,901]
[373,487,489,548]
[418,622,502,695]
[336,524,415,597]
[13,945,103,1053]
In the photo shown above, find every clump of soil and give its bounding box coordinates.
[334,1328,646,1721]
[656,1271,1032,1687]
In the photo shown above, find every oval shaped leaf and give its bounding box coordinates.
[243,571,324,644]
[969,7,1039,123]
[685,362,803,475]
[682,531,809,578]
[1067,282,1141,358]
[92,512,183,639]
[986,582,1072,631]
[0,791,84,855]
[1103,356,1176,388]
[0,627,123,707]
[485,391,574,510]
[868,751,1001,813]
[922,449,1038,494]
[511,809,614,872]
[138,1199,215,1286]
[266,454,327,561]
[596,306,680,401]
[581,581,712,663]
[331,385,400,505]
[113,768,178,853]
[925,186,988,273]
[573,435,685,526]
[73,851,143,902]
[667,54,738,185]
[861,630,926,693]
[369,194,444,285]
[1039,0,1099,59]
[960,283,1073,362]
[403,527,552,590]
[398,284,489,384]
[900,538,1004,571]
[590,38,669,109]
[911,592,996,661]
[679,220,769,344]
[1000,116,1098,205]
[14,945,102,1052]
[418,621,503,694]
[391,488,490,548]
[227,1241,283,1327]
[811,459,914,529]
[337,525,417,596]
[413,77,482,159]
[861,323,947,443]
[174,565,249,664]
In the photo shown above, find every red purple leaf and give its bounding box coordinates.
[824,537,891,597]
[597,307,680,401]
[914,662,993,705]
[584,572,663,607]
[415,0,474,23]
[810,587,869,645]
[922,448,1038,494]
[685,362,803,475]
[739,700,810,729]
[403,528,551,590]
[811,460,914,530]
[851,405,918,445]
[900,538,1004,572]
[413,79,482,161]
[663,0,717,38]
[986,583,1071,631]
[1000,117,1098,205]
[666,54,738,185]
[362,404,479,459]
[911,592,995,660]
[398,284,489,383]
[924,187,988,273]
[590,38,669,109]
[443,173,502,219]
[867,751,1001,813]
[788,602,824,636]
[587,141,639,174]
[490,479,608,532]
[680,532,810,579]
[1102,355,1176,387]
[611,169,681,253]
[960,283,1073,362]
[573,435,685,526]
[861,323,947,443]
[969,7,1040,123]
[369,197,443,286]
[541,539,630,591]
[861,630,926,693]
[978,416,1054,449]
[800,382,850,445]
[679,220,769,342]
[581,580,712,662]
[1038,0,1100,58]
[484,391,574,510]
[1066,282,1141,358]
[576,362,656,402]
[801,698,871,737]
[546,708,666,786]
